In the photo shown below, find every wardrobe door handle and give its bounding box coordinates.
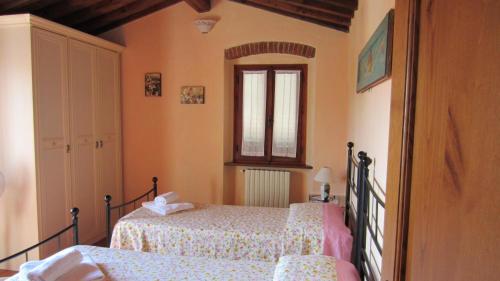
[96,141,99,149]
[100,140,104,148]
[66,144,70,153]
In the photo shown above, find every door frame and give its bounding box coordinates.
[381,0,420,280]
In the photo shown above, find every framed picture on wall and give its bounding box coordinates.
[356,9,394,93]
[145,72,162,97]
[180,86,205,104]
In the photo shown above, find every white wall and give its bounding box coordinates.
[347,0,395,192]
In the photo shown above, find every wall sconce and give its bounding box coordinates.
[194,19,217,34]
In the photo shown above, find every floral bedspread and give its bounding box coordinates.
[283,203,324,256]
[7,245,276,281]
[110,203,324,262]
[273,255,338,281]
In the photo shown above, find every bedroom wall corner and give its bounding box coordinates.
[346,0,396,192]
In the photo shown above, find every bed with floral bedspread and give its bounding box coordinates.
[110,203,351,262]
[7,245,359,281]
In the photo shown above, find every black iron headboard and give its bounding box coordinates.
[357,153,385,281]
[345,142,371,268]
[0,207,79,265]
[345,143,365,264]
[345,142,355,227]
[345,142,386,280]
[104,177,158,245]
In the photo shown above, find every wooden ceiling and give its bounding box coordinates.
[0,0,357,35]
[230,0,357,32]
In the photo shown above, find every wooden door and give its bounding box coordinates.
[94,48,122,237]
[32,28,71,256]
[405,0,500,280]
[68,39,100,244]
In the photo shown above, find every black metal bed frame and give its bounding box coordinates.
[0,208,80,265]
[104,177,158,245]
[345,142,385,281]
[345,142,363,265]
[356,152,385,280]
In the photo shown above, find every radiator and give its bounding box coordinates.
[244,169,290,208]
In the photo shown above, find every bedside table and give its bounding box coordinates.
[309,194,327,203]
[308,194,345,206]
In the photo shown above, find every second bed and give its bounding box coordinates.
[110,202,352,262]
[107,143,360,263]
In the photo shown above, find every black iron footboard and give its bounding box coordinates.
[0,207,79,265]
[104,177,158,246]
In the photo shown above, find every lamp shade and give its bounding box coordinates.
[314,167,332,183]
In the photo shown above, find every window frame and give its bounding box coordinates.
[233,64,307,166]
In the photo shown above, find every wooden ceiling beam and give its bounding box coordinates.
[34,0,103,19]
[230,0,349,32]
[28,0,65,11]
[76,0,164,32]
[314,0,357,11]
[0,0,38,13]
[278,0,350,19]
[233,0,349,28]
[183,0,211,12]
[1,0,63,14]
[80,0,181,34]
[279,0,353,19]
[59,0,137,27]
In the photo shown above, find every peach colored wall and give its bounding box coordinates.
[346,0,395,191]
[100,0,350,204]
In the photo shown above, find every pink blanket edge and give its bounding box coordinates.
[322,203,353,261]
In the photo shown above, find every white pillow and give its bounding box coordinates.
[273,255,338,281]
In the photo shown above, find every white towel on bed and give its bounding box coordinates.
[20,248,104,281]
[142,201,194,216]
[154,192,179,205]
[25,248,82,281]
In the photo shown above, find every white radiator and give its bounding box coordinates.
[244,169,290,208]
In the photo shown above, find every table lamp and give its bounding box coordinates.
[314,167,332,202]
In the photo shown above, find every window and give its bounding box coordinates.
[233,64,307,166]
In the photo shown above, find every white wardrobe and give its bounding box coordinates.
[0,14,123,263]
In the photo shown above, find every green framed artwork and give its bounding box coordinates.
[356,9,394,93]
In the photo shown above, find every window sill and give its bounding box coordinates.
[224,161,313,170]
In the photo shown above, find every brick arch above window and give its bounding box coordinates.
[224,41,316,60]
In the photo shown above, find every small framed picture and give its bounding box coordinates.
[145,73,161,97]
[180,86,205,104]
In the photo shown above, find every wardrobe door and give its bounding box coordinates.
[32,28,71,256]
[68,39,100,244]
[95,48,122,236]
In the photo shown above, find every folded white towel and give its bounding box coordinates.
[154,192,179,205]
[26,248,83,281]
[57,253,104,281]
[19,251,104,281]
[20,261,40,273]
[18,261,40,281]
[142,201,194,216]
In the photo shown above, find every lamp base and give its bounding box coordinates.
[320,183,330,202]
